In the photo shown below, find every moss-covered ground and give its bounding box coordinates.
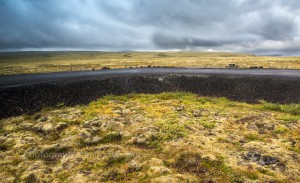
[0,92,299,182]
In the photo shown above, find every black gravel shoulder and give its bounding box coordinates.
[0,68,299,118]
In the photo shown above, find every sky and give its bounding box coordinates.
[0,0,300,55]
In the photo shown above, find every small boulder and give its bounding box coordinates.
[0,136,7,144]
[193,109,209,117]
[147,166,172,177]
[85,136,102,146]
[136,137,147,145]
[39,116,48,122]
[24,124,35,131]
[158,77,164,82]
[175,106,184,112]
[127,160,142,173]
[243,152,279,166]
[32,123,54,134]
[55,122,68,131]
[147,158,164,167]
[79,130,92,139]
[42,124,54,134]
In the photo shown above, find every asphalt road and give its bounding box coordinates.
[0,68,300,89]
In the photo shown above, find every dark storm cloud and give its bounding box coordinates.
[152,33,230,49]
[0,0,300,54]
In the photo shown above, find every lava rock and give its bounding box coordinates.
[260,156,279,166]
[127,160,142,173]
[39,116,48,122]
[245,152,261,162]
[55,122,69,131]
[243,152,279,166]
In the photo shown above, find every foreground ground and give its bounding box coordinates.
[0,92,300,182]
[1,52,300,75]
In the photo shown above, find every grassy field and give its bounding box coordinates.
[0,51,300,75]
[1,92,299,182]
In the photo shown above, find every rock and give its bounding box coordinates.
[122,109,131,115]
[243,152,279,166]
[86,127,100,134]
[42,123,54,134]
[38,116,49,122]
[114,109,122,115]
[145,132,157,139]
[21,173,38,183]
[277,162,287,172]
[0,136,7,144]
[97,144,124,151]
[247,124,258,130]
[33,114,42,120]
[32,123,54,134]
[147,158,164,167]
[85,136,102,146]
[83,121,90,128]
[158,77,164,82]
[256,123,265,129]
[127,160,142,173]
[257,159,266,166]
[58,109,82,121]
[128,131,158,146]
[193,110,202,117]
[207,132,215,136]
[193,109,209,117]
[265,124,275,131]
[39,116,48,122]
[243,152,261,162]
[60,136,79,147]
[100,121,122,130]
[79,130,92,139]
[90,121,101,127]
[175,106,184,111]
[20,122,34,129]
[260,156,279,165]
[128,137,138,144]
[101,170,120,181]
[136,137,147,145]
[239,139,247,144]
[129,136,147,145]
[114,108,131,116]
[101,132,122,143]
[147,166,172,177]
[45,143,63,152]
[32,124,43,133]
[291,139,297,147]
[55,122,68,131]
[258,129,267,134]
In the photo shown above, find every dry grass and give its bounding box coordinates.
[0,51,299,75]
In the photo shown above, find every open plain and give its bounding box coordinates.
[1,52,300,75]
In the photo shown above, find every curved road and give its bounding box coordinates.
[0,68,300,89]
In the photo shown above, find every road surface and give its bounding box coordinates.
[0,68,299,88]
